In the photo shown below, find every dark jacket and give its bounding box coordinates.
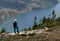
[13,21,18,28]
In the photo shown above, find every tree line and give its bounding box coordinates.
[23,10,60,31]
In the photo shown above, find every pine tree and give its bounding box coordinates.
[42,16,47,23]
[52,10,56,20]
[33,16,37,30]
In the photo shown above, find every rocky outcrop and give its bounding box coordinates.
[0,28,60,41]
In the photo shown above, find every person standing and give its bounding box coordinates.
[13,19,19,33]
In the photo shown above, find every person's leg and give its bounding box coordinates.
[14,28,16,33]
[17,27,19,33]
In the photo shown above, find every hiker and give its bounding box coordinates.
[13,19,19,33]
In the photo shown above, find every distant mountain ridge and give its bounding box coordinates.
[0,0,58,10]
[0,0,58,23]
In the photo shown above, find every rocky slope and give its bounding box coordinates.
[0,27,60,41]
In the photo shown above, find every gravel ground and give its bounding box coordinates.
[0,28,60,41]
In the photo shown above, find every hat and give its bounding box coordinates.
[14,19,17,21]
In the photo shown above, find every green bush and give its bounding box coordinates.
[1,28,6,33]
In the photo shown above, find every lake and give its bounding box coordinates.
[0,4,59,32]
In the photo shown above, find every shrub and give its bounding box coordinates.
[1,28,6,33]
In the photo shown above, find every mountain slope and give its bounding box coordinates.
[57,0,60,2]
[0,0,58,10]
[0,0,58,23]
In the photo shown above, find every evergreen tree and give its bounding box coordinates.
[42,16,47,23]
[52,10,56,20]
[56,17,60,21]
[33,16,37,30]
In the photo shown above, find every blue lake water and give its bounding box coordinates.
[0,3,60,32]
